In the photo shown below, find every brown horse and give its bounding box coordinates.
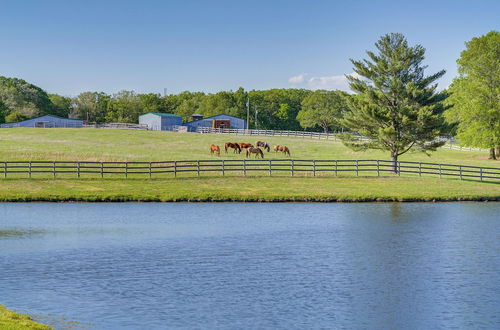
[246,147,264,158]
[225,142,241,154]
[210,144,221,156]
[256,141,270,152]
[239,143,253,150]
[274,145,291,156]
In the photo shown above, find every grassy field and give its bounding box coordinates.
[0,305,51,330]
[0,128,498,202]
[0,127,495,166]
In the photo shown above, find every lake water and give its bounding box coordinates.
[0,203,499,329]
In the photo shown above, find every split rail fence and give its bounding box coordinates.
[0,160,498,182]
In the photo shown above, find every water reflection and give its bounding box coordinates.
[0,203,498,329]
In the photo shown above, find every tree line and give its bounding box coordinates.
[0,81,347,132]
[0,31,498,162]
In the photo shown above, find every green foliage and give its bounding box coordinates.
[445,31,500,158]
[297,90,349,132]
[5,111,30,123]
[48,94,72,118]
[341,33,448,167]
[0,76,54,118]
[71,92,110,122]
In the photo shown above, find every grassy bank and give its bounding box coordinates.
[0,176,498,202]
[0,305,51,330]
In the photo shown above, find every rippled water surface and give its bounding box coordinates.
[1,203,499,329]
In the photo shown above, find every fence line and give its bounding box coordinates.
[0,159,498,182]
[195,127,346,140]
[83,123,149,130]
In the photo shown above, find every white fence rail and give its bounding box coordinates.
[84,123,149,130]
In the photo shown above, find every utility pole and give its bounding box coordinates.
[254,106,258,130]
[246,97,250,130]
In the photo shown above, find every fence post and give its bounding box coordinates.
[419,162,422,177]
[335,160,338,176]
[77,162,80,178]
[125,162,128,178]
[313,160,316,177]
[291,159,294,176]
[53,161,56,179]
[222,160,225,176]
[269,160,272,176]
[197,160,200,177]
[377,160,380,177]
[101,162,103,178]
[149,162,152,178]
[356,160,359,176]
[174,161,177,177]
[480,167,483,182]
[243,160,246,176]
[439,164,442,178]
[29,161,32,178]
[3,162,6,178]
[398,162,401,176]
[459,165,462,180]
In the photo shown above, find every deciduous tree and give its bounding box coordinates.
[445,31,499,159]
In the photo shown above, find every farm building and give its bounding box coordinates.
[138,112,183,131]
[184,114,246,132]
[0,115,83,128]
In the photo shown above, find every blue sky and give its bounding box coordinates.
[0,0,498,96]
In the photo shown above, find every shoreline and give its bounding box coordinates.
[0,305,51,329]
[0,196,498,203]
[0,176,498,203]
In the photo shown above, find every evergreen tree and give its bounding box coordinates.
[341,33,448,171]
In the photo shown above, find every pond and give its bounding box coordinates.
[1,203,499,329]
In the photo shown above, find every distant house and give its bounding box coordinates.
[0,115,83,128]
[184,114,246,132]
[138,112,183,131]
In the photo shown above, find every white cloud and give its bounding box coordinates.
[288,73,308,84]
[288,72,362,92]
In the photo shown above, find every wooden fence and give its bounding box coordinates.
[0,160,498,182]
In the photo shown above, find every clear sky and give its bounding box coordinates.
[0,0,498,96]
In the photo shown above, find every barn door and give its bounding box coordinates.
[212,120,230,129]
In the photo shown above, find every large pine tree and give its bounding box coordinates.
[341,33,448,171]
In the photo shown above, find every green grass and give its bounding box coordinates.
[0,305,52,330]
[0,127,496,166]
[0,128,498,202]
[0,176,498,202]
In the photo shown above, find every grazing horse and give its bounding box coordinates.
[210,144,221,156]
[274,145,291,157]
[256,141,270,152]
[239,143,253,151]
[246,147,264,158]
[225,142,241,154]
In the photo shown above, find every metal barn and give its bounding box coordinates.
[138,112,183,131]
[0,115,83,128]
[184,114,246,132]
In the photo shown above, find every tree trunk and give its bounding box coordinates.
[488,148,497,160]
[496,145,500,159]
[391,152,398,173]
